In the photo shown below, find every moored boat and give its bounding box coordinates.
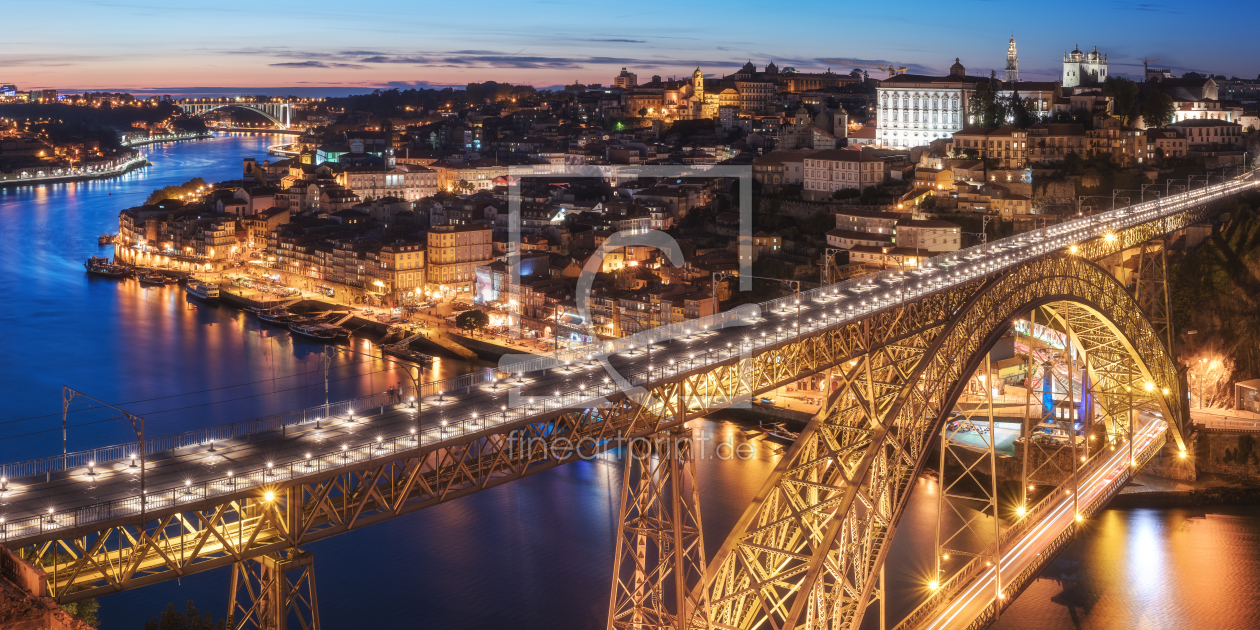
[381,343,433,365]
[258,310,302,325]
[759,421,800,443]
[138,270,178,286]
[84,256,132,278]
[289,322,339,340]
[185,281,220,303]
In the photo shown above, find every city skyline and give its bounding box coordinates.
[4,0,1259,96]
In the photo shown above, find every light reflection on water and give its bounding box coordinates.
[992,506,1260,630]
[4,135,1258,630]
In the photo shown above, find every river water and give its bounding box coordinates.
[1,134,1258,629]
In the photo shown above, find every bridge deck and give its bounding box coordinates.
[904,417,1168,630]
[1,175,1253,553]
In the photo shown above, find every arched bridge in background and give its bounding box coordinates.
[0,170,1255,630]
[176,99,300,128]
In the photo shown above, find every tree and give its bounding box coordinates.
[143,600,225,630]
[1102,77,1140,125]
[1142,92,1176,129]
[967,72,1006,128]
[455,309,489,334]
[453,179,476,195]
[1007,86,1032,128]
[61,599,98,626]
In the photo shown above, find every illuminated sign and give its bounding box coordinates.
[1013,319,1066,350]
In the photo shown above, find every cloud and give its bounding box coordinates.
[583,39,646,43]
[1111,1,1181,13]
[0,54,105,66]
[269,61,367,69]
[359,56,431,64]
[384,80,465,89]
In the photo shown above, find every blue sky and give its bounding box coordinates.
[3,0,1258,95]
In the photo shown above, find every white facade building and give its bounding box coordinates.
[876,59,981,149]
[1062,46,1108,88]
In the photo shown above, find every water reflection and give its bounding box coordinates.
[5,135,1256,630]
[993,506,1260,630]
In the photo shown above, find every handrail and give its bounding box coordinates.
[503,170,1259,373]
[894,427,1168,630]
[1,368,498,481]
[0,171,1252,544]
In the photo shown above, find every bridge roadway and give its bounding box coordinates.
[899,415,1168,630]
[0,172,1254,588]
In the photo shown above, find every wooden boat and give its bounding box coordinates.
[84,256,132,278]
[759,421,800,443]
[289,322,339,341]
[381,343,433,365]
[258,310,302,325]
[138,270,177,286]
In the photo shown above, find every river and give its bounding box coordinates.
[2,133,1258,630]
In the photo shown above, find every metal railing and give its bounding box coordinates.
[1,368,498,481]
[506,170,1259,374]
[0,171,1251,544]
[895,425,1168,630]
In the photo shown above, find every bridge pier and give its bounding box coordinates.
[607,425,708,630]
[228,548,319,630]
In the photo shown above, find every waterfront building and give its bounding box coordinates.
[376,241,427,302]
[426,223,494,297]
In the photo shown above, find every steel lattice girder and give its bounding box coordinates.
[608,428,709,630]
[22,201,1206,608]
[699,254,1184,630]
[26,397,670,602]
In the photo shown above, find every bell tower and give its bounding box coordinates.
[1006,36,1019,83]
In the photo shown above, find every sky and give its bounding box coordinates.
[4,0,1259,97]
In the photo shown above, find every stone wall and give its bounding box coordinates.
[0,546,96,630]
[1196,430,1260,476]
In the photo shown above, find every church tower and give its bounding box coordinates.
[1006,37,1019,82]
[691,66,704,94]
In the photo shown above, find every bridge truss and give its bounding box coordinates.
[2,184,1239,628]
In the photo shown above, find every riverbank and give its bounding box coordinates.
[1112,471,1260,508]
[120,131,212,147]
[0,155,148,188]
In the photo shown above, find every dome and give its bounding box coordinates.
[950,58,966,77]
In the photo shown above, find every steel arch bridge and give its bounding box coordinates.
[692,253,1180,630]
[176,99,297,128]
[0,173,1253,630]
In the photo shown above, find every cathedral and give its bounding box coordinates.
[1062,45,1108,88]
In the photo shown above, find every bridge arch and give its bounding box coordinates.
[184,103,285,126]
[701,253,1185,630]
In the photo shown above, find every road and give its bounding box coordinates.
[920,416,1168,630]
[1,171,1254,546]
